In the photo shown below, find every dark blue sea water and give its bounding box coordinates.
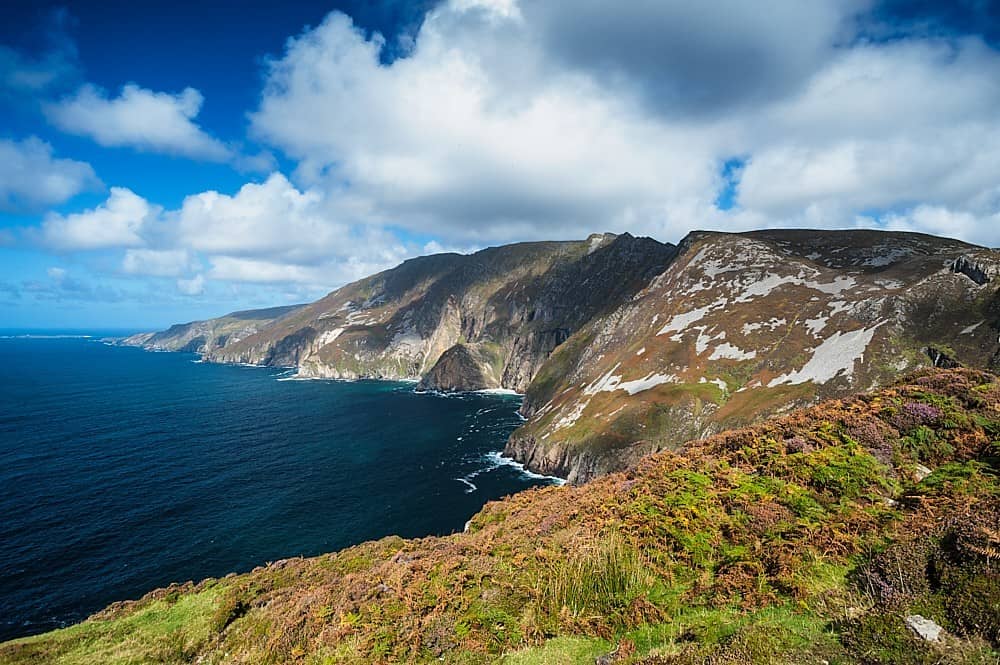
[0,332,557,641]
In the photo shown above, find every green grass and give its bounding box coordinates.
[500,636,611,664]
[624,605,842,663]
[1,587,223,665]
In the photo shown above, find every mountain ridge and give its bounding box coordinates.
[121,228,1000,483]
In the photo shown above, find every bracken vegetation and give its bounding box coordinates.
[2,368,999,664]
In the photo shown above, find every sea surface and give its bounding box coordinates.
[0,331,559,641]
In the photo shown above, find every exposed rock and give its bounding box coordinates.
[905,614,944,642]
[952,256,992,285]
[926,346,961,368]
[417,343,500,392]
[204,233,676,392]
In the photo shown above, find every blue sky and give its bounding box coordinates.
[2,0,999,329]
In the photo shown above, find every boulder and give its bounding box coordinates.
[905,614,944,642]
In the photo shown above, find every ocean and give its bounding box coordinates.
[0,332,559,641]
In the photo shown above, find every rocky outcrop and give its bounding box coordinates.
[951,255,993,285]
[504,429,662,484]
[905,615,944,643]
[416,343,500,392]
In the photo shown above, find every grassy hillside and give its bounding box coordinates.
[3,368,999,664]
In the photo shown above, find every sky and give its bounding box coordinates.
[2,0,1000,329]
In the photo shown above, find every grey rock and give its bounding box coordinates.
[905,614,944,642]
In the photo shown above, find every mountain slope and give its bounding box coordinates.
[3,368,998,664]
[120,305,305,355]
[201,233,676,392]
[506,229,1000,482]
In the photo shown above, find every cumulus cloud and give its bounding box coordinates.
[122,249,196,277]
[0,137,100,211]
[246,0,1000,249]
[170,173,413,284]
[45,84,230,160]
[206,256,321,283]
[737,39,1000,216]
[35,173,414,292]
[252,9,719,242]
[861,206,1000,249]
[175,174,340,262]
[40,187,158,250]
[20,0,1000,304]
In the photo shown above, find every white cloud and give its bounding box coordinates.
[21,0,1000,303]
[251,8,719,242]
[206,256,322,283]
[35,173,414,290]
[0,137,100,211]
[176,274,205,296]
[45,84,230,160]
[246,1,1000,248]
[738,40,1000,217]
[170,173,414,285]
[122,249,195,277]
[175,173,340,262]
[41,187,157,250]
[861,206,1000,249]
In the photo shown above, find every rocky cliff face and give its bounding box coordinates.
[202,233,676,391]
[506,229,1000,482]
[120,305,304,355]
[128,228,1000,485]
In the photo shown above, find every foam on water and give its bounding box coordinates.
[483,451,567,484]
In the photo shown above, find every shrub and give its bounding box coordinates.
[784,436,814,454]
[899,425,954,465]
[847,420,892,463]
[891,402,943,433]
